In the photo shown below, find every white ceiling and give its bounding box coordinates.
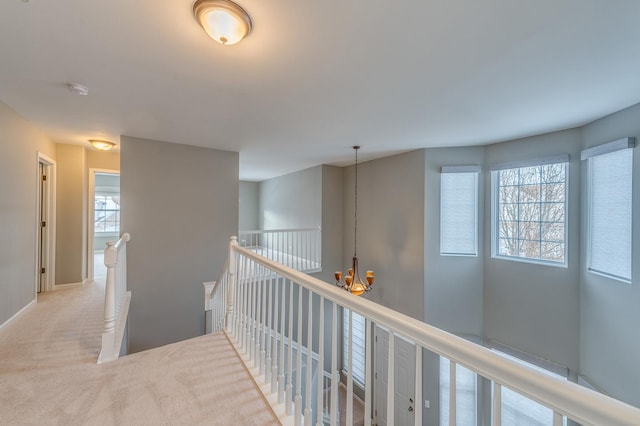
[1,0,640,181]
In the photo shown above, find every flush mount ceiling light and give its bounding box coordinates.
[193,0,252,45]
[89,139,115,151]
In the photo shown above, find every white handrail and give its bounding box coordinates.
[214,237,640,425]
[98,232,131,364]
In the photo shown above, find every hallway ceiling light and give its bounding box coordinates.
[193,0,252,46]
[89,139,115,151]
[336,146,375,296]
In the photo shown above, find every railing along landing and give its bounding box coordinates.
[98,232,131,364]
[206,236,640,426]
[238,227,321,273]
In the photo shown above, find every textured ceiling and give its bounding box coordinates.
[1,0,640,180]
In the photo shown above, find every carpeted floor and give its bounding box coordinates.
[0,280,279,425]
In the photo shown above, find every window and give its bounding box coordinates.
[440,358,477,426]
[440,166,479,256]
[491,157,568,265]
[583,138,634,282]
[94,193,120,233]
[343,308,366,387]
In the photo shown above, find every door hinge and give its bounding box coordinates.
[41,267,45,274]
[42,175,47,181]
[42,221,46,228]
[375,372,377,379]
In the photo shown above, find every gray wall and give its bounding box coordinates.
[424,147,485,337]
[239,181,259,231]
[484,129,582,372]
[579,103,640,407]
[55,144,87,284]
[121,136,238,353]
[342,150,425,321]
[259,166,322,230]
[0,100,56,325]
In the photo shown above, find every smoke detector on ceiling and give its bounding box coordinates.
[67,83,89,96]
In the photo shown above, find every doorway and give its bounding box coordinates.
[88,169,120,283]
[36,153,56,294]
[374,327,416,425]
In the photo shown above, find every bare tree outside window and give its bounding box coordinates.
[495,163,566,263]
[95,194,121,233]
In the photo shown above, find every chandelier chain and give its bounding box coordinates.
[354,147,358,257]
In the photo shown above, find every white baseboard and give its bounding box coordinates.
[0,299,36,331]
[54,281,84,290]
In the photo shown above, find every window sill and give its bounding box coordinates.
[491,254,567,269]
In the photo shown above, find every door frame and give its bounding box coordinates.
[87,168,120,282]
[35,152,57,294]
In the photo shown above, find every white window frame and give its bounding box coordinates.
[582,137,635,283]
[440,165,480,257]
[490,155,569,267]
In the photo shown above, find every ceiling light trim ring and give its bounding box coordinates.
[193,0,252,45]
[89,139,115,151]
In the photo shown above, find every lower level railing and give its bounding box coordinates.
[207,236,640,425]
[98,232,131,364]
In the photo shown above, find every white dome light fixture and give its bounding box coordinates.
[193,0,252,46]
[89,139,115,151]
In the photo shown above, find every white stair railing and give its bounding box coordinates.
[209,236,640,426]
[98,232,131,364]
[238,227,321,273]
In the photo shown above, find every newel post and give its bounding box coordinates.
[226,236,238,332]
[102,241,118,358]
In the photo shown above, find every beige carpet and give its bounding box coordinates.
[0,281,279,425]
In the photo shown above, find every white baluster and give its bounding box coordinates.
[493,382,501,426]
[449,361,457,426]
[414,345,422,426]
[295,284,303,426]
[287,280,294,415]
[346,309,354,426]
[255,264,262,368]
[266,274,273,384]
[330,303,338,426]
[387,331,395,426]
[249,261,256,360]
[304,290,313,425]
[553,412,563,426]
[316,296,324,426]
[279,277,287,403]
[365,318,372,426]
[260,268,267,374]
[270,275,279,393]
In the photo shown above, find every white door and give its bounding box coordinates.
[374,327,416,425]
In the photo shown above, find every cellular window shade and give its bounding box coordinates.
[440,172,478,255]
[343,309,366,387]
[588,148,633,281]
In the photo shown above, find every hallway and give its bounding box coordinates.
[0,276,279,425]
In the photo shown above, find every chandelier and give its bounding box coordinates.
[335,146,374,296]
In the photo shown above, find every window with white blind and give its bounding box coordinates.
[343,308,366,387]
[583,138,635,282]
[491,157,568,265]
[440,166,479,256]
